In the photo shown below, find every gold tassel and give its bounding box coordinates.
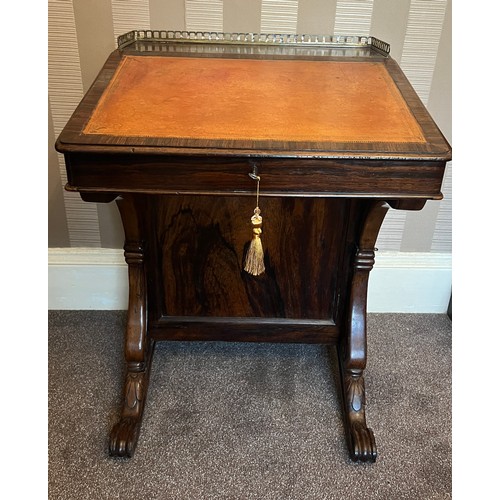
[244,167,265,276]
[244,207,265,276]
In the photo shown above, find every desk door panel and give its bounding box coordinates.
[150,196,353,321]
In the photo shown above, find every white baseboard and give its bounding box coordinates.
[48,248,451,313]
[48,248,128,311]
[368,252,451,313]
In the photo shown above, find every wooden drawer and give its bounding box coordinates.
[65,153,446,199]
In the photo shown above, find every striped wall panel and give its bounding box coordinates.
[186,0,223,32]
[111,0,151,40]
[48,0,101,247]
[377,212,407,252]
[399,0,448,105]
[431,164,452,253]
[261,0,299,34]
[376,0,448,251]
[334,0,374,36]
[48,0,451,253]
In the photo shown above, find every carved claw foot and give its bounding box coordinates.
[338,363,378,462]
[109,417,141,457]
[109,361,152,458]
[348,422,377,462]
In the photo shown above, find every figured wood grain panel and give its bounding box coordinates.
[66,153,446,199]
[83,56,426,144]
[152,196,353,319]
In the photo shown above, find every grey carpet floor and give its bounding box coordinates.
[48,312,451,500]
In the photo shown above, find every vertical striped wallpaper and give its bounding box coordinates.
[48,0,452,253]
[48,0,101,247]
[186,0,223,31]
[111,0,151,40]
[261,1,299,33]
[431,163,452,252]
[334,1,374,36]
[400,0,448,104]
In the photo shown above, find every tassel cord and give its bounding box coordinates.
[255,175,260,212]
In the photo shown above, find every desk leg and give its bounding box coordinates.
[109,196,153,458]
[339,201,389,462]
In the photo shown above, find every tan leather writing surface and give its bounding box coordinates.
[84,55,425,144]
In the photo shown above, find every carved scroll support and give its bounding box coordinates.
[339,200,389,462]
[109,196,153,457]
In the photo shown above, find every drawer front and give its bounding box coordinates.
[67,153,446,199]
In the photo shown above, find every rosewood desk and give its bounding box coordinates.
[56,31,451,462]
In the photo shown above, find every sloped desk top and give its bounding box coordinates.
[57,30,450,161]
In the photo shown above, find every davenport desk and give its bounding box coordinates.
[56,31,451,462]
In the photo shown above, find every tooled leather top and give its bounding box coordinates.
[84,55,425,144]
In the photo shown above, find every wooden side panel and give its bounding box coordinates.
[149,196,352,321]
